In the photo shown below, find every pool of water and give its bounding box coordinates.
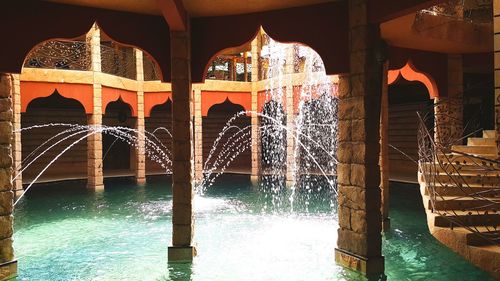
[13,175,494,281]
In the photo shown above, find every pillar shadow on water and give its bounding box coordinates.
[163,262,193,281]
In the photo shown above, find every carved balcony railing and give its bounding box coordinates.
[100,43,136,80]
[143,55,162,81]
[24,39,162,81]
[24,40,91,71]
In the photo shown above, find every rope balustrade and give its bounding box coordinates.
[417,107,499,245]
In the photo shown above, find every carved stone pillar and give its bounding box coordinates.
[168,25,196,262]
[250,34,261,185]
[335,0,384,277]
[193,87,203,183]
[434,54,463,146]
[135,49,146,185]
[380,61,390,230]
[285,46,296,187]
[493,1,500,154]
[86,24,104,190]
[0,73,17,280]
[11,74,22,197]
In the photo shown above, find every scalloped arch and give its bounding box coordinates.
[388,60,438,99]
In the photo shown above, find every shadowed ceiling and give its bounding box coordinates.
[45,0,336,17]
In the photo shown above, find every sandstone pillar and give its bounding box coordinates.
[335,0,384,277]
[380,62,390,230]
[494,2,500,155]
[134,49,146,185]
[0,74,17,281]
[193,87,203,183]
[86,24,104,190]
[168,25,196,262]
[285,45,296,187]
[250,34,261,185]
[11,74,22,197]
[434,54,463,147]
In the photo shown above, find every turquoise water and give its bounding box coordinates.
[13,176,494,281]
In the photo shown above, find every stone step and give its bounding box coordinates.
[427,173,500,187]
[467,137,496,146]
[435,154,499,167]
[420,162,498,174]
[427,196,500,211]
[451,145,497,155]
[433,211,499,227]
[483,130,496,139]
[425,185,500,197]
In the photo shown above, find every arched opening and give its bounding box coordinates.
[388,79,433,182]
[145,99,172,174]
[22,91,87,182]
[102,99,135,174]
[297,94,337,175]
[260,100,286,173]
[203,98,250,173]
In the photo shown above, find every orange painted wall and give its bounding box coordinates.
[144,92,171,117]
[102,87,138,116]
[201,91,251,116]
[388,61,438,99]
[21,81,93,114]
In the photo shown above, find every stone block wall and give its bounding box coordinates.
[0,74,16,280]
[335,0,384,276]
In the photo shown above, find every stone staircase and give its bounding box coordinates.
[418,130,500,279]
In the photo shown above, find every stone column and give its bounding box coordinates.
[135,49,146,185]
[244,52,248,82]
[0,74,17,280]
[86,24,104,190]
[434,55,463,147]
[11,74,22,197]
[335,0,384,277]
[168,25,196,262]
[494,2,500,155]
[250,34,261,185]
[193,86,203,183]
[285,45,296,187]
[380,62,390,230]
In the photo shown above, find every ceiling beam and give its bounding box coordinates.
[156,0,187,31]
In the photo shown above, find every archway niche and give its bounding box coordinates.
[22,91,87,182]
[145,100,172,174]
[260,100,286,174]
[387,79,432,182]
[203,99,250,173]
[102,99,135,174]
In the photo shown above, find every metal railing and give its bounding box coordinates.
[100,43,136,80]
[417,106,499,246]
[24,40,91,71]
[143,55,162,81]
[24,39,162,81]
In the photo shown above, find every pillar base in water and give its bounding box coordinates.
[0,260,17,281]
[13,188,23,200]
[382,217,391,232]
[168,246,197,262]
[250,175,259,186]
[135,177,146,186]
[335,248,385,278]
[87,183,105,191]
